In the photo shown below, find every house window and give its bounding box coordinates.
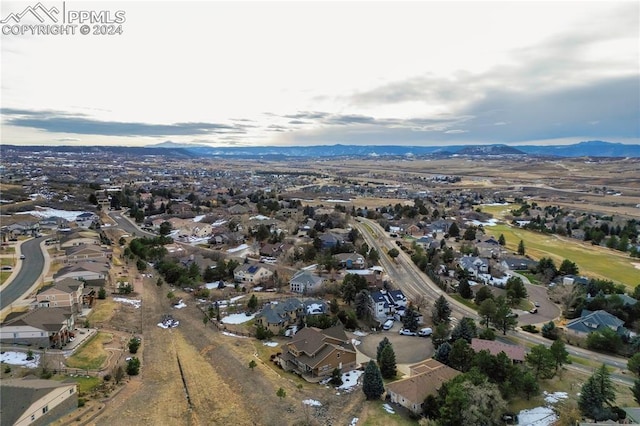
[336,353,340,358]
[42,406,49,414]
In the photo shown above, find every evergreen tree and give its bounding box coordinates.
[541,321,560,340]
[329,368,343,386]
[505,276,527,306]
[450,317,478,343]
[402,304,420,331]
[379,344,397,379]
[525,345,556,379]
[474,286,494,305]
[558,259,579,276]
[354,290,371,319]
[376,337,390,363]
[432,295,451,325]
[632,379,640,405]
[448,222,460,238]
[492,296,517,335]
[434,341,452,364]
[498,234,506,246]
[362,360,385,400]
[431,323,450,349]
[627,352,640,377]
[458,278,473,299]
[578,364,617,421]
[517,239,525,255]
[247,294,258,311]
[549,340,570,372]
[478,298,497,328]
[448,339,474,372]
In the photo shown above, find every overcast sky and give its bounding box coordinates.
[1,1,638,147]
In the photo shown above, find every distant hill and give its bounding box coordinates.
[1,141,638,158]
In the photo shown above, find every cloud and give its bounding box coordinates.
[1,108,247,137]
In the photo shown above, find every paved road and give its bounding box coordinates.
[0,236,47,310]
[108,211,155,238]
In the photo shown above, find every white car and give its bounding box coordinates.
[399,328,417,336]
[418,327,433,337]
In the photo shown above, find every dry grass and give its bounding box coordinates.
[66,332,112,370]
[87,299,117,323]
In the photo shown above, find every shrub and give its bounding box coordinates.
[522,324,539,333]
[78,398,86,407]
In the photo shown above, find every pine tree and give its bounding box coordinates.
[578,364,617,421]
[434,341,452,364]
[450,317,478,343]
[362,360,385,400]
[498,234,506,246]
[376,337,390,363]
[354,290,370,319]
[379,343,397,379]
[448,222,460,238]
[432,295,452,325]
[549,340,569,372]
[402,304,420,331]
[458,278,473,299]
[517,240,525,256]
[525,345,556,379]
[632,379,640,405]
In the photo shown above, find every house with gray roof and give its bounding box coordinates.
[458,256,489,277]
[0,307,75,348]
[0,377,78,426]
[289,270,326,294]
[254,298,303,334]
[565,309,628,338]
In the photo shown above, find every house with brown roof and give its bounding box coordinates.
[54,262,109,283]
[278,325,357,380]
[35,278,85,312]
[0,377,78,426]
[470,338,525,363]
[386,359,461,415]
[233,263,273,285]
[0,307,75,348]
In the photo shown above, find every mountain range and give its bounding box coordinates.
[2,141,639,159]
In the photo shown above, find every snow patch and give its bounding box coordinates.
[250,215,270,221]
[517,407,556,425]
[302,399,322,407]
[338,370,363,390]
[227,244,249,253]
[543,391,568,404]
[193,215,206,222]
[0,351,40,368]
[352,330,368,337]
[221,331,247,338]
[263,341,278,347]
[173,300,187,309]
[113,297,141,309]
[16,207,86,221]
[351,339,361,346]
[221,313,255,324]
[382,403,395,414]
[350,418,359,425]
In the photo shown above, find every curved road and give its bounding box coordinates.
[0,236,47,310]
[107,211,155,238]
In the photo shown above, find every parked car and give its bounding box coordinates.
[534,301,540,307]
[418,327,433,337]
[529,308,538,314]
[19,254,25,259]
[382,319,394,330]
[399,328,417,336]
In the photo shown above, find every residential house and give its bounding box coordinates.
[278,325,357,380]
[501,256,538,271]
[64,244,112,263]
[585,293,638,307]
[319,233,343,249]
[0,377,78,426]
[38,216,70,231]
[458,256,489,277]
[0,307,74,348]
[59,230,100,248]
[233,263,273,285]
[75,212,99,228]
[54,262,109,283]
[476,237,504,258]
[35,278,84,312]
[369,289,408,320]
[405,224,422,236]
[260,242,294,259]
[334,253,366,269]
[254,298,303,334]
[470,338,526,363]
[228,204,250,215]
[289,270,326,294]
[565,309,628,338]
[386,359,461,415]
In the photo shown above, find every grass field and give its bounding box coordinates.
[88,300,117,324]
[66,332,111,370]
[361,401,417,426]
[480,204,638,288]
[55,375,102,394]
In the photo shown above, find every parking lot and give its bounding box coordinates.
[354,322,434,367]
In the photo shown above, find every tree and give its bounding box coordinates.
[113,365,125,384]
[463,226,477,241]
[379,343,397,379]
[541,321,560,340]
[376,337,391,363]
[558,259,579,276]
[526,345,556,379]
[492,296,517,335]
[432,295,451,325]
[478,299,496,328]
[474,286,494,305]
[498,234,506,246]
[448,222,460,238]
[458,278,472,299]
[387,248,400,260]
[549,340,570,372]
[448,339,474,372]
[627,352,640,377]
[450,317,478,344]
[247,294,258,311]
[362,360,385,400]
[517,239,525,256]
[276,387,286,399]
[521,371,540,400]
[354,290,371,320]
[633,379,640,405]
[586,328,623,353]
[249,359,257,371]
[330,368,343,386]
[431,323,450,349]
[98,287,107,300]
[159,221,172,236]
[505,276,527,306]
[136,258,147,272]
[128,337,140,354]
[434,341,452,364]
[402,304,420,331]
[439,377,506,426]
[126,357,141,375]
[578,364,617,421]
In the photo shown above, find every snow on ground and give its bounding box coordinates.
[16,207,86,221]
[351,339,361,346]
[221,331,247,338]
[263,341,278,347]
[543,391,568,404]
[1,351,40,368]
[302,399,322,407]
[467,218,499,227]
[227,244,249,253]
[193,215,206,222]
[350,418,359,425]
[113,297,141,309]
[212,219,227,227]
[382,403,395,414]
[250,215,270,221]
[325,199,350,203]
[173,300,187,309]
[352,330,368,337]
[482,202,510,206]
[338,370,363,390]
[221,313,255,324]
[517,407,556,425]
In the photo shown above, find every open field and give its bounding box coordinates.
[66,332,111,370]
[87,300,117,324]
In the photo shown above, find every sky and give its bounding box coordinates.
[1,1,638,147]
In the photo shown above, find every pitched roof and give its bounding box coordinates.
[286,326,355,369]
[470,338,526,362]
[56,261,108,276]
[566,309,626,334]
[386,359,460,406]
[4,307,72,332]
[0,377,76,426]
[290,270,324,286]
[38,278,83,295]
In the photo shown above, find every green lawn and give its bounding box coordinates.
[55,375,102,394]
[485,224,638,289]
[65,332,111,370]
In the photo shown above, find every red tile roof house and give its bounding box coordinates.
[470,338,526,363]
[386,359,461,415]
[278,325,357,381]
